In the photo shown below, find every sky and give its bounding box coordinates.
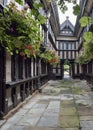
[58,1,79,26]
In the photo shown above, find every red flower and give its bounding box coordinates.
[26,45,33,50]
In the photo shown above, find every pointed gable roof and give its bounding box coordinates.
[60,17,74,36]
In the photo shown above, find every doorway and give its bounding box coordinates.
[63,60,71,79]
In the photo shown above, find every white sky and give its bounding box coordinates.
[58,1,79,26]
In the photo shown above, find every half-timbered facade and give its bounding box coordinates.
[0,0,93,118]
[53,17,79,79]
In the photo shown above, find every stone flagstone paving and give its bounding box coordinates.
[1,79,93,130]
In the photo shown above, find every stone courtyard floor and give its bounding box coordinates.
[1,79,93,130]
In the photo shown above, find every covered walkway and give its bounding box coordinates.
[1,79,93,130]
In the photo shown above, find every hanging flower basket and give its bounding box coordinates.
[40,49,60,65]
[0,3,41,57]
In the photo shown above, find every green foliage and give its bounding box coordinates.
[31,1,46,24]
[73,4,80,15]
[64,59,70,65]
[15,0,23,5]
[76,37,93,64]
[83,32,93,42]
[38,14,46,24]
[83,39,93,60]
[55,0,80,15]
[0,3,42,57]
[75,54,88,65]
[79,16,91,27]
[33,2,43,9]
[40,49,59,65]
[64,64,69,72]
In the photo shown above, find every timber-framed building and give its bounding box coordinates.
[0,0,93,118]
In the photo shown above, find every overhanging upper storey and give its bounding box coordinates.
[75,0,93,38]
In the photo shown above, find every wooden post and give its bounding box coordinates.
[0,48,6,118]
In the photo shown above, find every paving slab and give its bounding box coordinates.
[80,116,93,120]
[24,126,58,130]
[61,100,75,107]
[63,128,79,130]
[6,115,23,124]
[17,115,40,126]
[37,116,58,127]
[0,123,13,130]
[59,116,80,128]
[43,109,59,117]
[77,106,93,116]
[15,109,28,116]
[28,108,45,116]
[9,125,25,130]
[75,99,93,106]
[47,101,60,108]
[22,101,37,109]
[80,120,93,127]
[81,128,93,130]
[0,120,6,127]
[32,103,48,109]
[60,107,77,116]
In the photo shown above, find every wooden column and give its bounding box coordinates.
[0,48,6,118]
[61,61,64,79]
[71,62,75,78]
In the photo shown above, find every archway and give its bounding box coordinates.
[63,60,71,79]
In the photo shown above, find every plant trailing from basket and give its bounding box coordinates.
[40,49,59,65]
[0,3,42,57]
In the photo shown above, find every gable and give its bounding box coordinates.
[60,17,74,36]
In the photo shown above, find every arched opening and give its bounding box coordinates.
[63,60,71,79]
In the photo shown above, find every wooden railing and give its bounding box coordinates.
[5,74,48,115]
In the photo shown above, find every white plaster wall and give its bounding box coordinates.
[73,51,75,59]
[58,69,60,74]
[79,65,82,73]
[68,51,70,59]
[6,52,11,82]
[53,69,56,74]
[64,51,66,59]
[75,64,77,74]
